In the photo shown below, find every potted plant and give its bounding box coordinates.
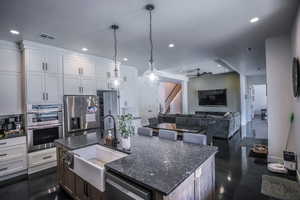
[118,114,135,150]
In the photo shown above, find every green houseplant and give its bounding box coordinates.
[118,114,135,150]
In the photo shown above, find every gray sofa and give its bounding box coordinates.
[157,111,241,139]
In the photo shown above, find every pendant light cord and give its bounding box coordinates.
[113,27,118,74]
[149,9,154,70]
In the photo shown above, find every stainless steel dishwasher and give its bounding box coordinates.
[105,171,151,200]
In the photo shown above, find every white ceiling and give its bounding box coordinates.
[0,0,298,75]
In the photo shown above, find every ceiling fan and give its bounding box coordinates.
[185,68,212,78]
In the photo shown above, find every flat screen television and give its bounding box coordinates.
[198,89,227,106]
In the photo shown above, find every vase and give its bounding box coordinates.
[121,137,131,150]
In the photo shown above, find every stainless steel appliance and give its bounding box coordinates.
[64,95,100,136]
[105,171,151,200]
[97,90,119,134]
[26,104,63,152]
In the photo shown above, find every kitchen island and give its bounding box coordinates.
[55,131,218,200]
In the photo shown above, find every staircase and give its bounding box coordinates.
[165,84,182,113]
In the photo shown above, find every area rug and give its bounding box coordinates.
[261,175,300,200]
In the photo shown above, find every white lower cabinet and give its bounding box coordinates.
[28,148,57,174]
[0,137,27,180]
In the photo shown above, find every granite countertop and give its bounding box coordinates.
[55,132,218,195]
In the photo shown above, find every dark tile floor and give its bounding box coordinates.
[0,118,294,200]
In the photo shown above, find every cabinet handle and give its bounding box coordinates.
[81,87,84,93]
[45,62,48,71]
[43,155,52,160]
[0,154,8,157]
[79,87,81,93]
[0,167,8,172]
[42,62,45,71]
[78,68,81,75]
[0,142,7,145]
[46,93,48,100]
[42,93,45,100]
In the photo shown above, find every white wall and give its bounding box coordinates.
[266,35,294,162]
[253,85,267,115]
[188,72,241,114]
[291,5,300,176]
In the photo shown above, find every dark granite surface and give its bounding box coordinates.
[55,130,102,150]
[55,131,218,195]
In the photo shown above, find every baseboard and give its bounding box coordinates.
[267,155,283,163]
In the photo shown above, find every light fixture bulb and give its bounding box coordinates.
[123,57,128,61]
[250,17,259,23]
[168,43,175,48]
[81,47,88,51]
[10,30,20,35]
[113,79,120,87]
[148,72,158,81]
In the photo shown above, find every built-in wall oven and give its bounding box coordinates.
[26,104,63,152]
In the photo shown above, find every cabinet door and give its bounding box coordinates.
[75,176,90,200]
[27,72,45,104]
[81,77,96,95]
[80,57,95,77]
[45,74,61,104]
[64,76,81,95]
[0,72,22,115]
[63,54,81,76]
[62,165,76,196]
[28,49,45,73]
[0,48,21,73]
[45,51,62,74]
[89,183,103,200]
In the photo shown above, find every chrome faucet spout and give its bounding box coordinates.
[104,114,118,147]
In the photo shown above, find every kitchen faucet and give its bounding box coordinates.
[104,114,118,147]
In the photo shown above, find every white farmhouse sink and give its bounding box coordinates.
[73,145,127,192]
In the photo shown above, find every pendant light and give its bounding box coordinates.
[144,4,159,81]
[111,24,121,87]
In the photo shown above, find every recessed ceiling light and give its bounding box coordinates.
[81,47,88,52]
[10,30,20,35]
[123,57,128,61]
[168,43,175,48]
[250,17,259,23]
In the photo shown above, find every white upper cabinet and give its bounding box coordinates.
[0,41,22,115]
[22,41,63,105]
[0,72,22,115]
[27,72,44,104]
[44,74,61,104]
[81,77,96,95]
[63,53,95,77]
[63,54,81,76]
[0,48,21,73]
[28,49,44,73]
[64,76,81,95]
[28,49,62,74]
[63,52,96,95]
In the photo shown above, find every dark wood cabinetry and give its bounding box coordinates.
[56,145,104,200]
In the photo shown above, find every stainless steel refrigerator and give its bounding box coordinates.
[97,90,119,134]
[64,95,100,136]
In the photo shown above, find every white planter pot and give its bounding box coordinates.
[121,137,131,150]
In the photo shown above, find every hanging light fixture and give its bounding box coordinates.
[144,4,159,81]
[111,24,121,87]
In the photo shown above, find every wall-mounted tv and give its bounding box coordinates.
[198,89,227,106]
